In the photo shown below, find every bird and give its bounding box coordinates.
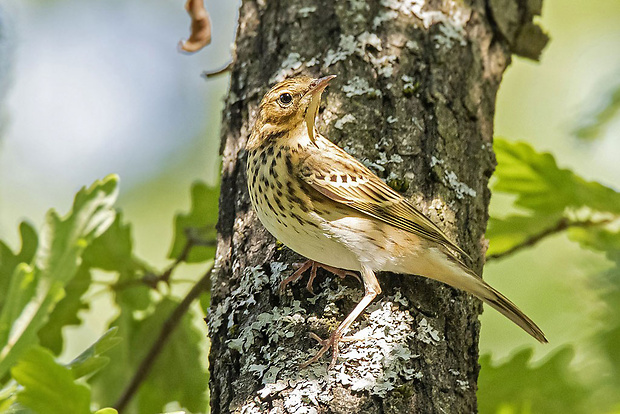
[245,75,547,368]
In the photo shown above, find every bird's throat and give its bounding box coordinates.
[305,95,321,145]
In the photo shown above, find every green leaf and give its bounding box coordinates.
[574,83,620,141]
[91,298,208,414]
[0,222,38,311]
[67,327,122,380]
[488,139,620,257]
[94,409,118,414]
[486,214,561,257]
[37,265,92,355]
[0,381,20,412]
[569,227,620,395]
[478,347,588,414]
[0,175,119,378]
[82,213,151,311]
[168,182,219,263]
[135,299,208,414]
[568,226,620,257]
[11,346,91,414]
[493,139,620,215]
[82,212,137,273]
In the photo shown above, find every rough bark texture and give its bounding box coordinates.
[209,0,545,413]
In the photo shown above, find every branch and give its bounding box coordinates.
[201,60,234,79]
[113,264,213,412]
[486,217,613,261]
[113,232,215,290]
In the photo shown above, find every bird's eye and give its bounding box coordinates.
[278,92,293,106]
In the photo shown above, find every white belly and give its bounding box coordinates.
[255,200,362,271]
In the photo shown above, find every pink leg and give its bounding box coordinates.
[278,261,313,295]
[279,260,361,295]
[301,265,381,369]
[314,264,362,286]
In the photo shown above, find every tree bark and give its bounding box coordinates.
[208,0,546,413]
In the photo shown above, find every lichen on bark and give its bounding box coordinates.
[209,0,544,412]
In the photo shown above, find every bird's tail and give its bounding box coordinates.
[394,246,547,342]
[439,266,548,343]
[473,277,547,343]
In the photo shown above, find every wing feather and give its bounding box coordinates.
[300,136,472,264]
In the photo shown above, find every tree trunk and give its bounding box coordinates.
[208,0,546,412]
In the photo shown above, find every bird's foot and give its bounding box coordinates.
[301,332,342,369]
[278,260,360,295]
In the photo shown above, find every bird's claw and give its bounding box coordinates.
[278,260,361,296]
[301,332,342,369]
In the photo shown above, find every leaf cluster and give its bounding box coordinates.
[480,139,620,413]
[0,176,219,414]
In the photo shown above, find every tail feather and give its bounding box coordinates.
[477,280,548,343]
[395,247,547,343]
[419,256,548,343]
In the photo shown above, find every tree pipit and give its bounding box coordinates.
[246,75,547,368]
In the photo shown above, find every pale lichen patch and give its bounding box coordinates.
[334,114,357,130]
[348,0,369,12]
[321,31,397,79]
[323,35,358,67]
[234,277,451,410]
[327,300,423,397]
[342,76,382,98]
[402,75,420,95]
[357,31,382,51]
[444,171,477,199]
[379,0,468,47]
[271,53,303,83]
[271,52,324,83]
[430,157,477,199]
[373,9,399,28]
[298,6,317,18]
[416,318,442,344]
[283,382,322,414]
[456,379,470,390]
[435,21,467,47]
[306,57,319,67]
[430,156,444,167]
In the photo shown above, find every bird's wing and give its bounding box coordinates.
[299,136,471,264]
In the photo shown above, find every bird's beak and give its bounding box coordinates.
[305,75,336,145]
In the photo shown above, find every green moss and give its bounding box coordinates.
[403,81,420,97]
[387,178,409,193]
[395,383,415,398]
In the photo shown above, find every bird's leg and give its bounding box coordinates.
[312,264,362,286]
[301,265,380,369]
[279,260,313,295]
[279,260,361,295]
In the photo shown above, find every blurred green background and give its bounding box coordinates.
[0,0,619,412]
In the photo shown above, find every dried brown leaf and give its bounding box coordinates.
[179,0,211,53]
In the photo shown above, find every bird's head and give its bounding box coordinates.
[250,75,336,148]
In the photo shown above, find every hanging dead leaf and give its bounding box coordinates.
[179,0,211,53]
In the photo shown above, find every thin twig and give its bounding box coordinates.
[113,232,214,290]
[113,264,213,413]
[158,236,195,284]
[486,217,613,261]
[201,60,235,79]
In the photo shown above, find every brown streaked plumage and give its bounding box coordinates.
[246,75,547,368]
